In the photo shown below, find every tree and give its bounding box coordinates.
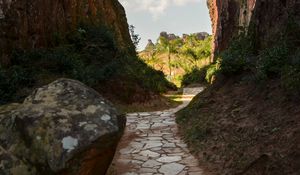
[156,37,182,76]
[180,35,212,68]
[129,25,141,50]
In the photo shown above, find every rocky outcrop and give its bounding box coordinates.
[159,32,209,43]
[0,0,134,65]
[159,32,179,41]
[207,0,300,57]
[0,79,125,175]
[144,39,155,51]
[182,32,209,41]
[195,32,209,40]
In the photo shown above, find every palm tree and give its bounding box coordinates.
[180,35,212,68]
[156,37,182,77]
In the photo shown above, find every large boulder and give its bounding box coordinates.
[0,78,125,175]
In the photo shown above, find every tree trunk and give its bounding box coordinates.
[168,52,172,76]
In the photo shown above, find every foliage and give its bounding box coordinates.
[0,65,34,104]
[118,55,174,93]
[181,66,209,86]
[129,25,141,50]
[218,33,255,75]
[11,24,118,87]
[205,63,219,83]
[156,36,183,76]
[180,35,212,63]
[217,16,300,96]
[175,36,213,86]
[281,50,300,95]
[181,63,219,86]
[0,24,172,104]
[141,34,213,87]
[256,42,289,78]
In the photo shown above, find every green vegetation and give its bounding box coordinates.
[0,65,34,103]
[215,18,300,95]
[177,13,300,146]
[0,24,173,105]
[218,32,255,75]
[156,36,182,76]
[129,25,141,50]
[205,63,219,83]
[181,66,209,86]
[140,34,213,87]
[175,11,300,175]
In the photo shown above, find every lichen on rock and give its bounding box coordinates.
[0,78,126,175]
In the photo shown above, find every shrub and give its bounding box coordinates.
[181,66,209,86]
[257,42,289,78]
[281,66,300,95]
[119,55,174,92]
[205,63,219,83]
[219,33,255,75]
[281,50,300,95]
[0,67,10,104]
[0,65,34,104]
[1,23,173,104]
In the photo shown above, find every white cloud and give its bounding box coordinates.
[119,0,202,19]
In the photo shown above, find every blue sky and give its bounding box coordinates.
[119,0,212,50]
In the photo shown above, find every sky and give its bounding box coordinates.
[119,0,212,50]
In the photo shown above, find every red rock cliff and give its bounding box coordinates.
[0,0,134,64]
[208,0,300,57]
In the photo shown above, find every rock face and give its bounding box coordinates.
[159,32,179,41]
[194,32,209,40]
[182,32,209,41]
[145,39,155,51]
[0,0,134,64]
[0,79,126,175]
[159,31,209,42]
[207,0,300,57]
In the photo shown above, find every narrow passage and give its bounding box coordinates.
[110,87,205,175]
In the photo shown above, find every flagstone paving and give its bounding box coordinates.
[111,87,205,175]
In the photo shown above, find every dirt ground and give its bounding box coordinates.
[176,77,300,175]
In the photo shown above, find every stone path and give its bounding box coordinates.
[110,87,205,175]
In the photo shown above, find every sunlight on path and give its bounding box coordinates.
[109,87,205,175]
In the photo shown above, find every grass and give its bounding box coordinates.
[117,89,183,113]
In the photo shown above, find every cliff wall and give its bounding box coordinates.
[0,0,134,64]
[208,0,300,56]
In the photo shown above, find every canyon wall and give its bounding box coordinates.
[0,0,134,65]
[208,0,300,57]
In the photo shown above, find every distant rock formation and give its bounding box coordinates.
[144,31,210,51]
[182,34,189,40]
[0,79,125,175]
[145,39,155,51]
[160,32,169,39]
[159,31,180,41]
[182,32,209,41]
[158,31,209,42]
[194,32,209,40]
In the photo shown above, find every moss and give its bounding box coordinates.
[0,103,20,114]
